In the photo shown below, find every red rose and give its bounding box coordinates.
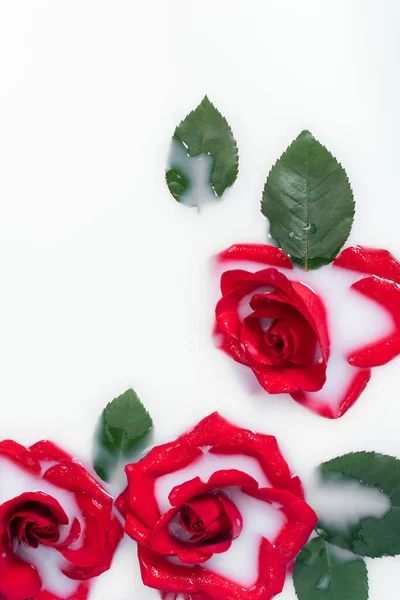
[116,412,317,600]
[214,243,400,418]
[0,439,123,600]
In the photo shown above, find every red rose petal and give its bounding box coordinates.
[290,281,330,362]
[62,513,122,580]
[291,367,371,419]
[39,582,90,600]
[217,244,293,269]
[30,440,72,463]
[169,470,258,508]
[0,492,69,526]
[53,517,81,549]
[150,506,212,563]
[181,412,243,448]
[334,245,400,283]
[124,512,152,545]
[0,440,122,594]
[59,510,105,568]
[253,365,300,393]
[220,269,267,296]
[124,470,161,528]
[218,493,243,539]
[0,440,41,473]
[214,328,251,366]
[0,552,42,600]
[215,281,261,339]
[145,471,252,563]
[288,475,305,500]
[210,430,293,491]
[243,487,317,563]
[43,462,112,507]
[347,276,400,368]
[281,362,326,393]
[139,545,200,594]
[139,537,285,600]
[115,488,129,519]
[123,440,202,530]
[241,304,317,368]
[215,263,330,398]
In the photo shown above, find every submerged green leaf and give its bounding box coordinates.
[262,130,354,270]
[166,96,238,205]
[294,537,368,600]
[166,167,189,201]
[93,388,152,482]
[317,452,400,557]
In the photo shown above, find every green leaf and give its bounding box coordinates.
[262,130,354,270]
[93,388,152,482]
[166,167,190,201]
[317,452,399,557]
[293,537,368,600]
[166,96,238,204]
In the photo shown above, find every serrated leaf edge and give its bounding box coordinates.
[293,537,369,600]
[318,451,400,558]
[261,130,355,270]
[173,95,239,197]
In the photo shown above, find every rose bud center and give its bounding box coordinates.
[264,320,293,362]
[179,492,242,544]
[8,501,61,548]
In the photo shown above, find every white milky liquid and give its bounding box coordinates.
[307,471,391,533]
[214,259,394,413]
[167,138,217,209]
[0,456,84,597]
[155,449,286,588]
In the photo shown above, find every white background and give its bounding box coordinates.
[0,1,400,598]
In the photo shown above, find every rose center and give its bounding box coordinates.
[8,501,60,548]
[178,492,242,545]
[265,331,285,352]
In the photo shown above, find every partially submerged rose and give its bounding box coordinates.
[0,439,122,600]
[117,412,317,600]
[214,244,400,418]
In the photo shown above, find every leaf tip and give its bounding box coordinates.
[201,94,212,107]
[298,129,315,141]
